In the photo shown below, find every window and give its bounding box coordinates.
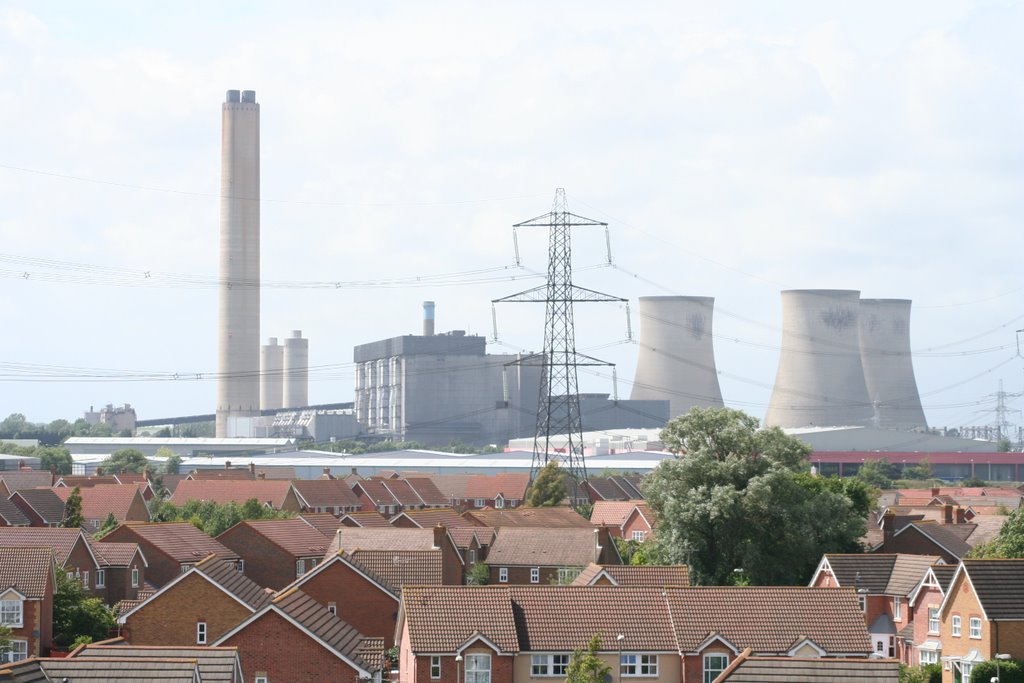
[632,530,646,542]
[893,596,901,620]
[131,568,139,588]
[81,570,89,588]
[530,567,540,583]
[952,615,961,637]
[495,496,505,509]
[857,595,866,612]
[255,675,268,683]
[621,654,658,677]
[474,499,485,508]
[876,640,884,653]
[0,640,26,663]
[181,564,193,574]
[531,654,570,676]
[468,549,476,564]
[237,559,245,573]
[96,569,106,588]
[296,559,306,578]
[431,655,441,679]
[66,571,75,581]
[498,567,508,583]
[328,602,337,615]
[465,653,491,683]
[928,607,939,634]
[969,617,981,639]
[920,650,939,666]
[702,654,727,683]
[0,600,23,627]
[310,557,319,568]
[557,567,581,583]
[196,621,207,645]
[962,662,974,678]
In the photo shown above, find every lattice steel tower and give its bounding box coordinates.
[494,189,625,490]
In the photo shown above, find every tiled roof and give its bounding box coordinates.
[291,479,361,509]
[511,585,675,651]
[665,587,872,654]
[74,645,242,682]
[355,479,398,506]
[902,522,973,558]
[379,479,423,506]
[52,484,148,521]
[612,476,645,499]
[339,511,391,527]
[931,564,957,593]
[585,477,633,501]
[390,508,473,529]
[297,512,343,536]
[57,475,120,488]
[464,507,592,528]
[0,658,49,682]
[449,527,494,550]
[256,467,296,480]
[714,653,899,682]
[824,554,940,595]
[188,468,254,480]
[590,500,645,527]
[157,474,188,495]
[114,598,144,617]
[263,589,380,672]
[401,586,520,653]
[464,474,530,501]
[195,557,272,610]
[962,559,1024,620]
[12,488,65,524]
[0,470,53,493]
[170,479,295,508]
[404,478,449,506]
[331,527,440,552]
[571,563,689,587]
[107,522,239,564]
[0,498,29,526]
[964,515,1008,547]
[86,539,142,567]
[0,527,88,566]
[426,474,472,499]
[37,657,201,681]
[113,472,149,484]
[346,549,443,592]
[0,547,53,598]
[221,519,330,558]
[486,528,599,567]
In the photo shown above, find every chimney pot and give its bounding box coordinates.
[942,504,953,525]
[931,487,940,498]
[258,472,266,480]
[249,462,256,476]
[433,524,445,549]
[225,461,232,469]
[955,506,967,524]
[96,467,104,476]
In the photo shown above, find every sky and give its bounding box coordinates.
[1,1,1023,433]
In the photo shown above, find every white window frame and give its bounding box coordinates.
[431,655,441,679]
[327,602,337,615]
[468,549,476,564]
[858,594,866,612]
[530,567,540,584]
[969,617,981,639]
[952,615,961,637]
[131,568,140,587]
[0,600,23,628]
[557,567,581,583]
[0,640,27,663]
[494,495,505,509]
[893,596,901,620]
[928,607,939,634]
[498,567,508,583]
[961,662,974,678]
[95,569,106,588]
[920,649,939,666]
[631,530,646,542]
[296,559,305,578]
[702,653,727,683]
[474,499,485,508]
[531,654,570,677]
[465,653,491,683]
[196,621,207,645]
[81,570,89,588]
[254,676,268,683]
[621,653,658,677]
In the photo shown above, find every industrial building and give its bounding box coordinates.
[353,304,669,447]
[858,299,928,430]
[630,295,725,419]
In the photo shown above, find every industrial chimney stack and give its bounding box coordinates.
[283,330,309,409]
[630,296,724,419]
[216,89,261,436]
[423,301,435,336]
[859,298,928,430]
[260,337,283,411]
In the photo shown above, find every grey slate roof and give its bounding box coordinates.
[486,527,599,567]
[903,522,974,558]
[932,564,958,592]
[38,657,202,681]
[195,557,271,610]
[963,559,1024,620]
[0,498,29,527]
[75,645,242,682]
[12,488,65,524]
[714,654,900,682]
[824,554,940,595]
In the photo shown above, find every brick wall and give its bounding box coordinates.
[123,572,252,646]
[217,524,298,590]
[879,527,959,563]
[941,573,990,683]
[489,565,563,585]
[104,555,146,605]
[297,560,400,646]
[220,610,367,683]
[101,527,180,587]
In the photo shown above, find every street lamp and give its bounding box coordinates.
[616,634,624,683]
[994,653,1011,682]
[455,654,463,683]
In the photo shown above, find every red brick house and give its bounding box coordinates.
[457,473,530,510]
[214,588,384,683]
[352,478,448,516]
[0,546,55,662]
[118,556,271,646]
[486,527,620,585]
[0,498,29,527]
[904,564,957,667]
[810,553,940,661]
[591,500,656,541]
[100,522,241,587]
[9,488,66,527]
[216,519,331,590]
[169,479,302,512]
[51,484,151,530]
[291,479,362,515]
[331,526,464,585]
[85,537,149,605]
[0,528,102,598]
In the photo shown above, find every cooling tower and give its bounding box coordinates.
[283,330,309,409]
[260,337,283,411]
[216,89,261,436]
[764,289,874,428]
[859,299,928,430]
[630,296,724,419]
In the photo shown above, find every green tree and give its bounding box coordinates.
[155,447,182,474]
[564,634,612,683]
[968,506,1024,558]
[53,572,116,648]
[467,563,489,585]
[35,446,73,475]
[0,413,29,437]
[94,512,119,539]
[525,461,567,507]
[855,458,900,489]
[903,459,934,481]
[794,473,877,520]
[101,448,149,474]
[0,624,11,661]
[62,487,85,528]
[961,476,988,487]
[998,438,1013,453]
[644,407,865,585]
[899,663,941,683]
[969,658,1024,683]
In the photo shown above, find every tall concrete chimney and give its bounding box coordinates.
[216,88,260,436]
[859,298,928,430]
[764,289,873,428]
[423,301,435,336]
[630,296,724,419]
[283,330,309,409]
[260,337,283,411]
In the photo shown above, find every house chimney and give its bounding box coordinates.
[249,462,256,477]
[322,467,333,480]
[96,467,104,476]
[225,461,232,469]
[955,506,966,524]
[595,526,611,562]
[433,524,446,550]
[931,487,940,498]
[258,472,266,480]
[351,467,358,476]
[882,510,895,547]
[942,504,953,525]
[19,462,30,471]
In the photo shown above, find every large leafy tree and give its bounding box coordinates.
[62,487,85,529]
[53,572,116,648]
[35,446,73,475]
[525,460,567,507]
[101,448,149,474]
[644,407,866,585]
[968,506,1024,558]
